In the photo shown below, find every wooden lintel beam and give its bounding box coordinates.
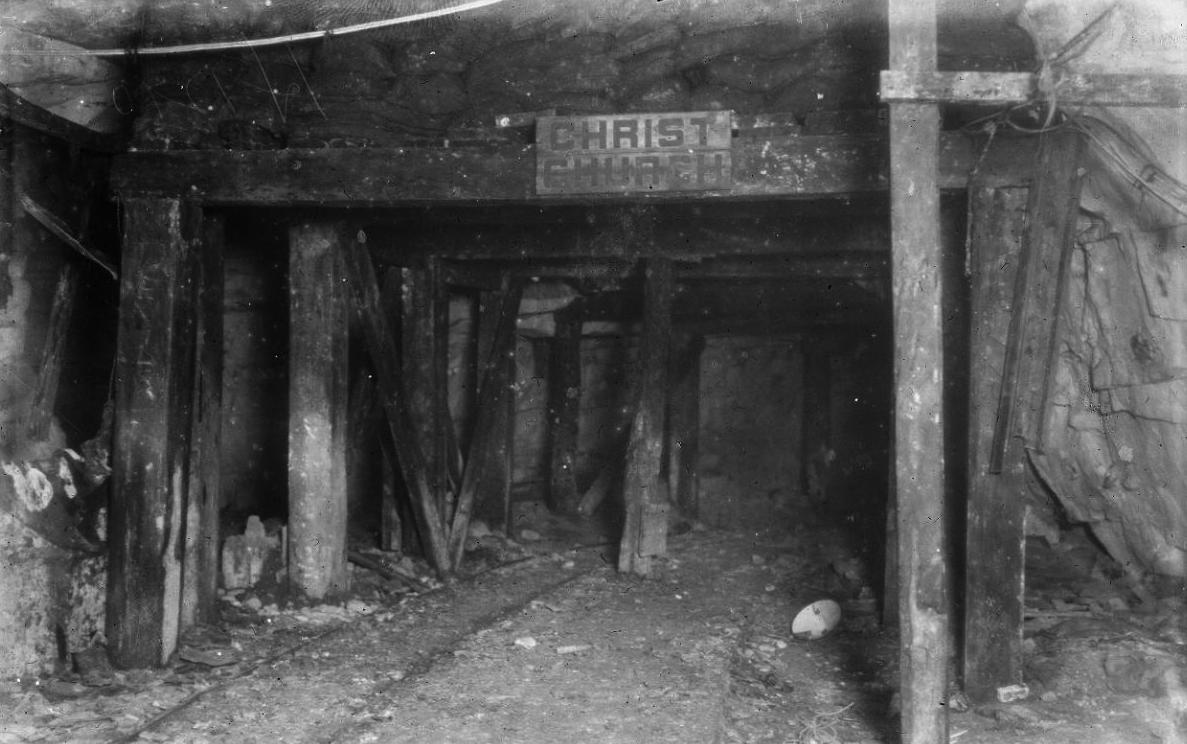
[376,218,894,264]
[109,133,1035,206]
[442,260,638,287]
[678,254,889,281]
[882,69,1187,108]
[881,70,1033,105]
[441,255,887,285]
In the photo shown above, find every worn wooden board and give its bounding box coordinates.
[108,198,199,668]
[966,132,1086,702]
[109,133,1036,205]
[535,111,731,195]
[187,213,225,625]
[963,185,1028,703]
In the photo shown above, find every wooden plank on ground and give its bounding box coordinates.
[288,223,349,600]
[108,133,1037,205]
[107,198,199,668]
[547,306,582,514]
[888,0,948,741]
[966,131,1085,701]
[618,258,675,577]
[342,236,452,576]
[448,279,523,568]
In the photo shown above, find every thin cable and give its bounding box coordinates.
[0,0,504,58]
[287,45,326,120]
[1049,3,1119,67]
[1068,111,1187,222]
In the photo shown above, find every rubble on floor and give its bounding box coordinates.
[2,519,1186,744]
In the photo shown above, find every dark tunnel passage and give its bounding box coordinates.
[211,194,972,606]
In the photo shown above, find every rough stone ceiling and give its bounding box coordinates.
[1,0,1033,64]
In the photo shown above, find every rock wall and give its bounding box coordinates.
[0,124,111,677]
[0,515,106,677]
[697,335,804,529]
[1016,0,1187,578]
[125,0,1034,151]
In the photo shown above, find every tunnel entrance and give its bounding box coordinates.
[207,193,981,601]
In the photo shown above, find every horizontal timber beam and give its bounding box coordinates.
[110,133,1036,206]
[881,70,1187,108]
[372,218,890,263]
[440,253,887,286]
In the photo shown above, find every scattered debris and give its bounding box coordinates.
[996,683,1030,703]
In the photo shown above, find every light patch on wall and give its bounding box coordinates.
[57,457,77,498]
[2,462,54,511]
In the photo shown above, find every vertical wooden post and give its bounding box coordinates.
[288,223,349,600]
[548,306,582,514]
[964,132,1085,701]
[108,198,200,668]
[888,0,948,741]
[182,212,224,626]
[619,258,675,577]
[964,185,1028,700]
[401,262,450,522]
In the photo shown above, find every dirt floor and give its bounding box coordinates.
[2,509,1185,744]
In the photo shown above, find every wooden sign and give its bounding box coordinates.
[536,111,732,195]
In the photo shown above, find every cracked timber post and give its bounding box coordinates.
[108,198,200,668]
[888,0,949,742]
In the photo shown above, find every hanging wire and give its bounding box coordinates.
[286,45,326,120]
[1067,111,1187,222]
[0,0,505,58]
[248,45,286,124]
[959,0,1187,228]
[1048,3,1120,67]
